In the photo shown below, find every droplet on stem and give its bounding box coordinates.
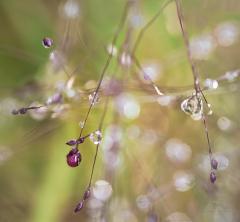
[181,94,203,117]
[89,92,99,105]
[90,130,102,145]
[79,121,85,128]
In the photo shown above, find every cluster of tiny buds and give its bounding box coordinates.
[210,158,218,184]
[74,187,91,213]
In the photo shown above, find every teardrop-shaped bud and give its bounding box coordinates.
[66,139,77,146]
[210,171,217,183]
[83,188,91,200]
[211,158,218,170]
[42,37,53,48]
[74,200,84,213]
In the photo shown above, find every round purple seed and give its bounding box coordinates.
[42,37,53,48]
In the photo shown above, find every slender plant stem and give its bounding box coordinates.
[77,1,131,142]
[175,0,214,165]
[175,0,200,91]
[87,98,109,188]
[132,0,173,55]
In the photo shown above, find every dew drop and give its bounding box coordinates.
[90,130,102,145]
[89,92,99,105]
[181,94,203,117]
[79,121,85,128]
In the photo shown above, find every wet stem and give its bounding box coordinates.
[175,0,214,170]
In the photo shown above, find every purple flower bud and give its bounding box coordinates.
[77,137,85,144]
[12,109,19,115]
[19,108,27,115]
[83,188,91,200]
[42,37,53,48]
[66,140,77,146]
[66,149,81,167]
[210,171,217,184]
[74,201,84,213]
[211,158,218,170]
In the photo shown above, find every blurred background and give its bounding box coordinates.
[0,0,240,221]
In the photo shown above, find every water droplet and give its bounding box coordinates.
[89,92,99,105]
[181,94,203,117]
[106,44,118,56]
[120,52,132,67]
[90,130,102,145]
[79,121,85,128]
[204,78,219,89]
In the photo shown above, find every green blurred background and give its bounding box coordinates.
[0,0,240,221]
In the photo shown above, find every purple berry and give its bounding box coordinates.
[210,171,216,184]
[66,149,81,167]
[74,201,84,213]
[211,158,218,170]
[66,140,77,146]
[42,37,53,48]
